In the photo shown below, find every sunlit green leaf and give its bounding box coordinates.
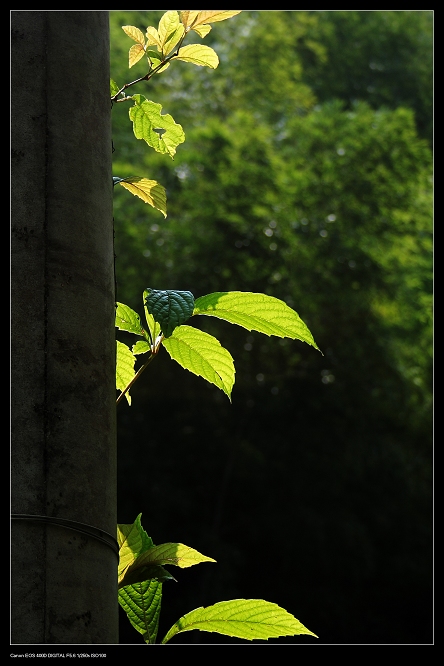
[115,302,145,336]
[129,43,145,68]
[192,24,212,38]
[118,177,167,217]
[157,11,184,55]
[194,292,321,352]
[161,598,318,644]
[180,10,242,32]
[116,341,136,406]
[125,542,216,572]
[117,513,153,582]
[146,26,162,50]
[192,10,242,26]
[129,94,185,158]
[110,78,120,96]
[122,25,145,45]
[175,44,219,69]
[132,340,151,355]
[162,325,235,399]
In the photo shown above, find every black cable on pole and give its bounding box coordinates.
[11,514,119,558]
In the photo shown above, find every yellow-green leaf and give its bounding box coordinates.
[118,177,167,217]
[116,340,136,406]
[181,10,241,31]
[161,599,318,644]
[192,24,212,38]
[115,302,145,336]
[129,43,145,68]
[129,95,185,158]
[124,543,216,575]
[162,325,235,399]
[175,44,219,69]
[179,10,198,30]
[194,292,321,352]
[118,516,148,582]
[157,11,184,55]
[163,24,185,56]
[146,26,161,50]
[122,25,145,45]
[158,10,179,44]
[132,340,151,355]
[110,78,120,96]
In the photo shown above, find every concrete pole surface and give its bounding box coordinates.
[11,11,118,644]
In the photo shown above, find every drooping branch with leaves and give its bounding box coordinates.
[112,10,320,644]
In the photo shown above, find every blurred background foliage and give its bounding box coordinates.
[111,11,433,644]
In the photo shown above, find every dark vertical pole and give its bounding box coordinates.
[11,11,117,644]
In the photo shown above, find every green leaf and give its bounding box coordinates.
[162,325,235,399]
[175,44,219,69]
[128,43,145,68]
[110,79,120,96]
[191,24,212,38]
[115,302,145,336]
[132,340,151,355]
[117,516,170,643]
[157,11,184,55]
[118,177,167,217]
[129,94,185,158]
[119,580,162,644]
[117,513,153,583]
[125,542,216,573]
[116,341,136,406]
[122,25,146,45]
[145,289,195,338]
[194,292,321,352]
[146,26,162,50]
[161,598,318,644]
[180,10,242,31]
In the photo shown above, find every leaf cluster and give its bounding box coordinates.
[118,514,317,643]
[116,289,321,404]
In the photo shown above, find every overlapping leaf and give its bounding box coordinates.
[119,580,163,644]
[129,95,185,158]
[117,177,167,217]
[118,514,153,581]
[157,11,185,56]
[162,325,235,399]
[194,292,321,351]
[118,515,174,592]
[145,289,195,338]
[122,543,215,583]
[161,598,318,644]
